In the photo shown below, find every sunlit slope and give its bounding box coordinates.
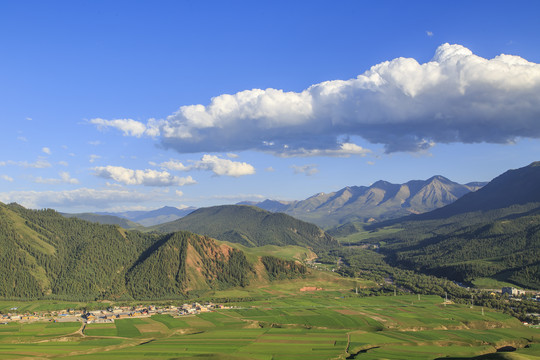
[255,176,484,228]
[364,162,540,289]
[0,202,308,300]
[151,204,338,250]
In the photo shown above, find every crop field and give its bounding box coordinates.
[0,290,539,359]
[0,300,85,313]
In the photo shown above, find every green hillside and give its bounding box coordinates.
[378,203,540,289]
[0,202,307,300]
[151,205,338,250]
[417,161,540,220]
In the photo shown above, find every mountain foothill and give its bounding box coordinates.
[0,203,308,300]
[1,161,540,301]
[365,161,540,290]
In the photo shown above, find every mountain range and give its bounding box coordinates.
[369,161,540,289]
[98,206,197,226]
[63,176,484,231]
[244,176,486,228]
[1,161,539,300]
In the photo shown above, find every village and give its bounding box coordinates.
[0,302,228,324]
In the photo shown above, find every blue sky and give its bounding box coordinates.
[1,0,540,212]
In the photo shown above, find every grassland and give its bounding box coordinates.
[0,278,538,360]
[219,242,317,263]
[335,226,402,244]
[471,277,524,290]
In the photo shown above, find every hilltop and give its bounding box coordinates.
[150,205,338,250]
[61,212,144,230]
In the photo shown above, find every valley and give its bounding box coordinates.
[0,277,539,360]
[4,5,540,359]
[1,162,540,359]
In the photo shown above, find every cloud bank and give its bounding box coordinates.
[0,188,152,210]
[94,166,196,186]
[91,44,540,154]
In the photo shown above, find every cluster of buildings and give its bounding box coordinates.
[502,287,528,297]
[1,302,226,324]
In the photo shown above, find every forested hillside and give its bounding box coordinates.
[0,202,307,300]
[362,162,540,289]
[378,203,540,289]
[151,205,338,250]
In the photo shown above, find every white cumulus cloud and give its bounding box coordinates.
[90,44,540,154]
[42,147,51,155]
[191,155,255,177]
[1,175,13,182]
[94,165,196,187]
[159,159,190,171]
[160,155,255,177]
[90,118,148,137]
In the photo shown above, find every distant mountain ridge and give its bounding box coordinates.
[97,206,197,226]
[248,176,486,228]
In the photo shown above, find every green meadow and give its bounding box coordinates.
[0,287,539,359]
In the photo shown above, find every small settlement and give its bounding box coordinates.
[0,302,227,324]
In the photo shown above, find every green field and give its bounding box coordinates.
[0,289,538,359]
[336,226,403,244]
[471,277,524,290]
